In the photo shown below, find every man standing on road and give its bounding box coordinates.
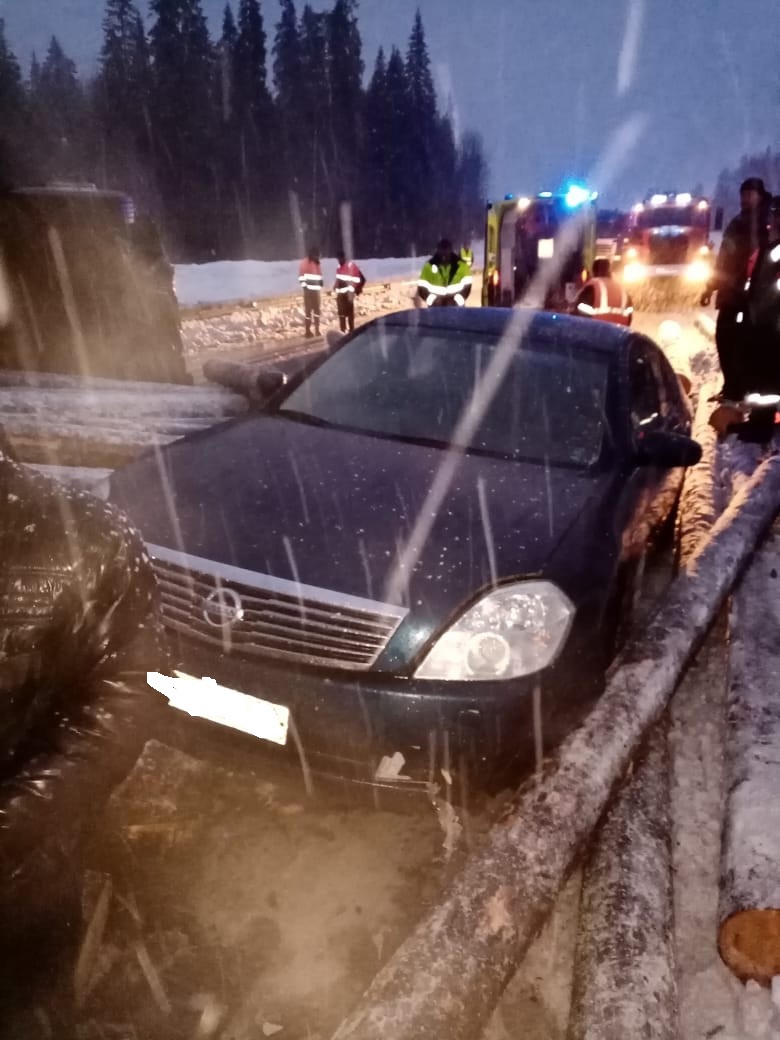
[573,258,633,326]
[334,251,366,333]
[0,450,165,1037]
[298,246,323,338]
[416,238,473,307]
[702,177,770,401]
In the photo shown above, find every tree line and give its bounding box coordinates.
[713,148,780,222]
[0,1,488,262]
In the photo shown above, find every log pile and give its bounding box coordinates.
[0,369,248,467]
[331,458,780,1040]
[718,522,780,985]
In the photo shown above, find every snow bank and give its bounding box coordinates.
[174,245,484,308]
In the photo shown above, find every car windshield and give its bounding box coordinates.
[278,325,609,467]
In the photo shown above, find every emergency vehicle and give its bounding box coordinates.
[482,187,597,310]
[620,192,715,288]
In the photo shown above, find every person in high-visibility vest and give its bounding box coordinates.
[573,258,633,326]
[416,238,473,307]
[334,251,366,333]
[298,246,323,338]
[460,243,474,268]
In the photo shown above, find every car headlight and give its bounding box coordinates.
[625,246,638,260]
[622,261,646,284]
[414,580,574,681]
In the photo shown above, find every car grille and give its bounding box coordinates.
[147,543,408,671]
[648,233,689,265]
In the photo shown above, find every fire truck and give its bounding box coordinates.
[482,187,597,310]
[620,191,717,289]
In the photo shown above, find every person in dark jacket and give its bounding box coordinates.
[702,177,769,400]
[333,251,366,333]
[737,195,780,442]
[0,451,165,1036]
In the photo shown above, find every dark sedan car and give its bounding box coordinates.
[108,308,700,796]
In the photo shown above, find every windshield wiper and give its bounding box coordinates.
[276,408,336,429]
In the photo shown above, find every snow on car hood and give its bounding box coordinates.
[110,412,600,620]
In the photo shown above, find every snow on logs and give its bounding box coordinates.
[0,370,248,467]
[568,727,677,1040]
[331,457,780,1040]
[566,376,723,1040]
[718,522,780,985]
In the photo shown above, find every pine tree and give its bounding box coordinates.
[298,4,329,244]
[149,0,218,257]
[96,0,153,198]
[0,19,29,184]
[228,0,277,253]
[32,37,89,180]
[273,0,305,208]
[325,0,363,249]
[404,10,438,245]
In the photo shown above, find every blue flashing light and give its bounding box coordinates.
[539,191,553,198]
[504,193,515,200]
[564,184,591,208]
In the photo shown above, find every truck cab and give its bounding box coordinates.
[0,183,189,383]
[482,189,597,310]
[620,192,714,289]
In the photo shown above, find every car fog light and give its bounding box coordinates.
[622,262,645,284]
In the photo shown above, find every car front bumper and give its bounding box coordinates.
[152,628,602,797]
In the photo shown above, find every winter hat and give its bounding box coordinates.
[740,177,766,194]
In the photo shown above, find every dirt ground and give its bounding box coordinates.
[70,303,764,1040]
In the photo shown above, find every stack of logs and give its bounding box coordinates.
[0,369,249,468]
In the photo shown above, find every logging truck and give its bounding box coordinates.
[0,183,190,384]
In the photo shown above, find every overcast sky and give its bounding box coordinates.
[1,0,777,207]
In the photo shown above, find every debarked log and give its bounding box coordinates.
[330,457,780,1040]
[567,726,677,1040]
[718,521,780,985]
[566,375,722,1040]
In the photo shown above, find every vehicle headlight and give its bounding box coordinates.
[685,259,711,282]
[414,580,574,681]
[625,246,639,260]
[622,261,646,284]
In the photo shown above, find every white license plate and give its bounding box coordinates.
[147,671,289,745]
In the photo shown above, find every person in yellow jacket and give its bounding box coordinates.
[416,238,473,307]
[460,242,474,268]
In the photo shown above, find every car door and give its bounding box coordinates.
[620,338,669,556]
[630,337,687,538]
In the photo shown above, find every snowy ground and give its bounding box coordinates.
[65,298,780,1040]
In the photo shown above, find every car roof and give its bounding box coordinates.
[373,307,633,356]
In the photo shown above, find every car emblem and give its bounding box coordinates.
[202,586,244,628]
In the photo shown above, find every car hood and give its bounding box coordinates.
[111,414,602,620]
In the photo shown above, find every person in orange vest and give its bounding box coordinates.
[334,251,366,333]
[573,258,633,326]
[298,246,323,338]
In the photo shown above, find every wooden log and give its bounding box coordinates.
[566,376,720,1040]
[331,457,780,1040]
[568,727,676,1040]
[718,522,780,985]
[202,357,287,400]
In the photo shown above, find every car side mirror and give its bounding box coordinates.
[714,207,724,232]
[254,368,288,402]
[636,430,702,469]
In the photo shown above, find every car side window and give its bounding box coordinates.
[628,345,663,433]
